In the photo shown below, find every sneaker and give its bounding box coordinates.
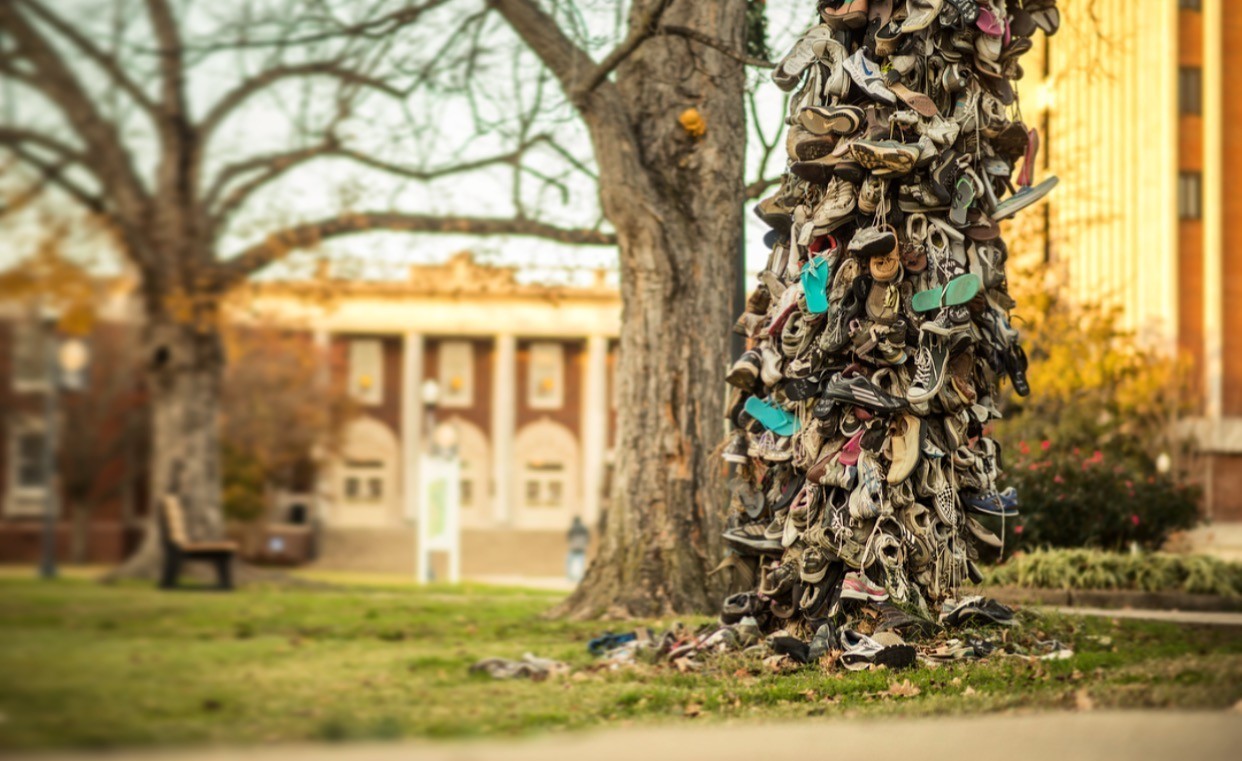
[722,430,750,465]
[964,486,1019,517]
[810,178,857,232]
[787,124,838,161]
[843,48,896,104]
[907,331,953,404]
[726,351,762,392]
[772,24,838,91]
[799,104,865,136]
[944,0,981,24]
[851,139,920,174]
[799,546,832,583]
[823,372,909,413]
[723,522,782,554]
[840,571,889,602]
[857,174,886,214]
[720,592,764,624]
[901,0,943,32]
[839,628,916,670]
[940,595,1015,627]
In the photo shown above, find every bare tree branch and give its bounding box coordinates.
[659,24,774,68]
[2,143,105,213]
[573,0,674,98]
[219,211,618,286]
[199,61,402,142]
[17,0,158,115]
[0,3,149,230]
[206,136,559,231]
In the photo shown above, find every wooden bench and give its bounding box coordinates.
[158,496,238,590]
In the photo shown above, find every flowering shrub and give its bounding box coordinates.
[988,442,1200,551]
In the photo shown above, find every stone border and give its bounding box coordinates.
[987,585,1242,613]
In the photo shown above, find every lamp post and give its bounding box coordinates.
[37,308,91,581]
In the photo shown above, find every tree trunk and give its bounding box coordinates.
[557,1,747,618]
[108,311,226,579]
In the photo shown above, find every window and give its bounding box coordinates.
[341,459,384,503]
[438,340,474,408]
[5,421,47,517]
[460,479,474,508]
[528,342,564,410]
[11,319,48,392]
[1179,67,1202,115]
[347,339,384,405]
[523,462,566,508]
[1179,172,1202,220]
[1179,0,1201,11]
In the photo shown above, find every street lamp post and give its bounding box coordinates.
[37,307,91,581]
[39,310,59,580]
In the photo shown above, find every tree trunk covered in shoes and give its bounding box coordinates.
[497,0,749,618]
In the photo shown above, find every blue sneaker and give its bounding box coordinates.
[964,487,1019,517]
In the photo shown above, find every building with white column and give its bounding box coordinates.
[234,252,621,577]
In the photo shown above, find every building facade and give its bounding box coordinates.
[239,253,621,577]
[1019,0,1242,538]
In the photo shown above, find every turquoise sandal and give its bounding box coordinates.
[800,256,831,315]
[744,396,801,436]
[911,272,981,313]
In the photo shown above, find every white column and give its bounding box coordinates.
[312,327,333,525]
[491,334,516,526]
[401,332,425,526]
[580,336,608,525]
[1203,0,1225,520]
[1204,0,1224,429]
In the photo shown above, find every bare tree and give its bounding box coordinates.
[1,0,782,612]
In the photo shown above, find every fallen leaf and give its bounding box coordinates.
[683,703,702,718]
[1075,689,1094,711]
[963,686,977,696]
[885,679,921,698]
[801,689,817,701]
[1071,669,1084,681]
[951,677,962,686]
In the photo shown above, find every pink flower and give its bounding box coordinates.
[1125,480,1134,490]
[1130,514,1141,526]
[1054,475,1065,484]
[1019,441,1031,456]
[1014,525,1024,534]
[1040,440,1051,451]
[1073,447,1081,456]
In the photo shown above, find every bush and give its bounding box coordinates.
[993,442,1200,551]
[984,548,1242,597]
[986,265,1202,551]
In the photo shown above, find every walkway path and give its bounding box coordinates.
[1051,605,1242,627]
[15,711,1242,761]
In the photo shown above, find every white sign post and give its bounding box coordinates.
[416,453,461,584]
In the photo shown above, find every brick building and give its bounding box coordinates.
[0,253,620,578]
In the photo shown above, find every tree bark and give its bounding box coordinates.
[108,308,226,578]
[556,0,747,618]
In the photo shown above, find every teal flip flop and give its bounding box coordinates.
[911,272,981,313]
[801,257,831,315]
[744,396,801,436]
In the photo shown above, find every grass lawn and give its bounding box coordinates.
[0,575,1239,752]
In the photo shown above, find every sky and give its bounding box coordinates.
[0,0,812,287]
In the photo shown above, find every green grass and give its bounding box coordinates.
[984,549,1242,596]
[0,576,1240,751]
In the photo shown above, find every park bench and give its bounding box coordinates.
[158,496,238,590]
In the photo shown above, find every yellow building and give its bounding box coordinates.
[1020,0,1242,550]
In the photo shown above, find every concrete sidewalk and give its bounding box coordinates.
[14,711,1242,761]
[1050,605,1242,627]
